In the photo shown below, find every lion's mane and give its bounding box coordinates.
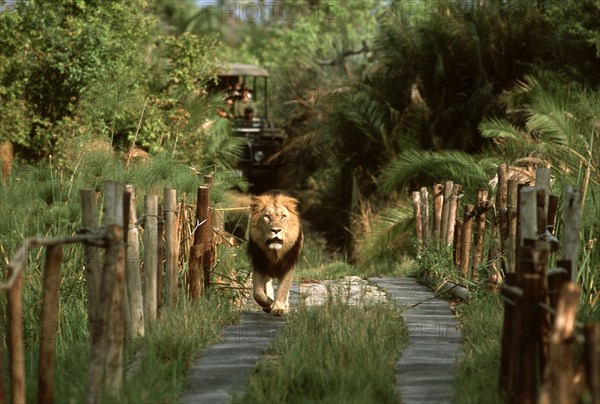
[247,190,303,278]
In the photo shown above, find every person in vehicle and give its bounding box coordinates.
[242,105,261,127]
[234,86,256,117]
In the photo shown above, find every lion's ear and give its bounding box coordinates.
[250,196,261,212]
[283,195,300,212]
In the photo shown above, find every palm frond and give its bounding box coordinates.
[355,202,413,265]
[479,117,525,140]
[338,91,391,148]
[526,90,573,146]
[379,149,492,195]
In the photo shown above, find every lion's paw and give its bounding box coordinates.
[270,302,289,316]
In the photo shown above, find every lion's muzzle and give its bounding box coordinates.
[266,228,284,250]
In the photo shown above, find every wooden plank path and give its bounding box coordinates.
[180,277,463,404]
[370,277,463,404]
[179,312,286,404]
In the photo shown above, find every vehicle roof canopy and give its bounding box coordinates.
[218,63,269,77]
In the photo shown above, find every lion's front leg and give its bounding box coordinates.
[271,268,295,316]
[253,271,274,312]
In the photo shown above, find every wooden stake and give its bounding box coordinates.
[38,244,62,404]
[446,183,462,246]
[519,187,537,246]
[472,188,488,274]
[420,187,430,242]
[500,273,518,400]
[535,166,551,223]
[80,189,100,339]
[188,245,203,300]
[412,191,423,243]
[441,181,453,245]
[144,195,158,325]
[433,183,443,243]
[584,323,600,403]
[460,204,475,279]
[7,268,24,404]
[507,180,518,273]
[164,189,179,309]
[86,182,126,403]
[188,187,209,298]
[519,273,543,404]
[104,182,126,394]
[547,195,559,235]
[124,186,144,337]
[497,163,509,271]
[562,187,582,282]
[157,204,164,313]
[453,220,463,268]
[539,283,581,404]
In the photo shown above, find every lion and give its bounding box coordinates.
[248,190,304,316]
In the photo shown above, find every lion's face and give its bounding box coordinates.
[249,193,302,254]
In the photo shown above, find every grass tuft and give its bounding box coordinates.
[453,292,503,404]
[235,302,407,404]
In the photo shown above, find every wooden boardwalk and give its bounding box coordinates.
[180,277,463,404]
[370,277,463,404]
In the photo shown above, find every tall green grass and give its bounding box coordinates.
[19,292,238,403]
[234,302,407,404]
[453,293,503,404]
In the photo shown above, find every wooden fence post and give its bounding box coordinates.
[420,187,430,242]
[446,183,462,246]
[519,273,543,404]
[519,187,538,244]
[472,188,488,274]
[547,195,559,235]
[433,183,443,243]
[500,273,518,401]
[535,167,551,223]
[157,202,164,313]
[124,185,144,337]
[441,181,453,245]
[38,244,62,404]
[188,186,210,299]
[459,204,475,279]
[203,208,213,291]
[144,195,158,325]
[562,187,582,282]
[86,181,126,403]
[507,180,518,273]
[453,220,463,268]
[584,323,600,403]
[80,189,100,339]
[164,188,179,309]
[104,182,126,394]
[497,163,509,271]
[412,191,423,244]
[7,267,25,404]
[539,283,581,404]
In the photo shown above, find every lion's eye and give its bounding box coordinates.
[281,214,287,222]
[263,214,271,222]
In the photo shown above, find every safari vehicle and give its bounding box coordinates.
[213,63,286,188]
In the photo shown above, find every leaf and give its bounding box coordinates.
[479,117,524,140]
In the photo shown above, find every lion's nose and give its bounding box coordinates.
[271,228,282,234]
